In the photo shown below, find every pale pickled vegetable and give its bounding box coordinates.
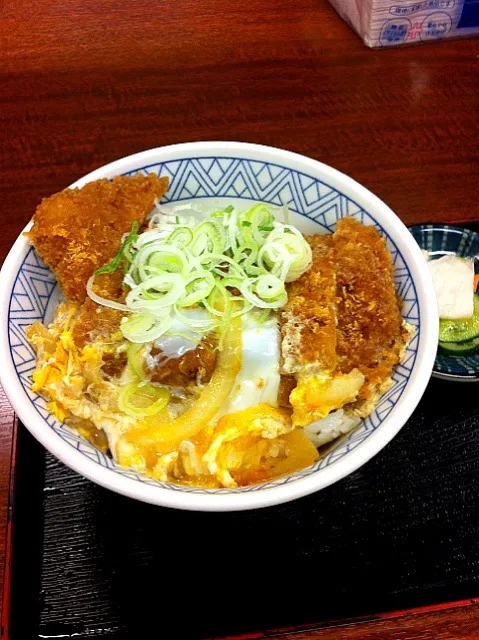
[428,255,474,319]
[438,294,479,343]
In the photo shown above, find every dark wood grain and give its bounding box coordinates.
[0,0,478,636]
[0,392,15,631]
[227,604,479,640]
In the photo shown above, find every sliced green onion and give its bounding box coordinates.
[268,229,312,282]
[233,241,258,263]
[230,298,254,318]
[119,382,170,418]
[167,227,193,248]
[242,262,263,277]
[206,281,233,350]
[255,274,284,301]
[147,250,188,275]
[95,221,139,275]
[121,311,172,343]
[190,221,225,256]
[240,278,287,309]
[241,204,274,245]
[203,281,232,317]
[177,271,215,308]
[125,274,185,311]
[135,245,191,280]
[221,276,242,291]
[226,209,238,252]
[126,343,147,380]
[86,275,130,312]
[173,304,218,333]
[255,308,271,324]
[257,242,290,273]
[86,201,313,336]
[200,253,247,279]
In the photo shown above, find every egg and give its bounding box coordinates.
[29,300,287,489]
[137,312,286,487]
[218,314,281,416]
[145,310,282,415]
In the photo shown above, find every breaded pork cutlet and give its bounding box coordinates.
[27,174,169,350]
[281,218,410,427]
[281,231,365,427]
[334,218,412,416]
[281,234,337,376]
[26,174,169,302]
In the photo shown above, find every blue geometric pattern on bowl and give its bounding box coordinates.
[410,224,479,380]
[8,157,420,494]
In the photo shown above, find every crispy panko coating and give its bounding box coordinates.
[70,270,127,348]
[334,218,402,369]
[70,299,125,348]
[281,234,337,375]
[281,218,410,423]
[333,218,410,414]
[26,174,169,302]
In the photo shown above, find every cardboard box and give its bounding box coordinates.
[328,0,479,47]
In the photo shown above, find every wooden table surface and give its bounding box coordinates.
[1,0,479,637]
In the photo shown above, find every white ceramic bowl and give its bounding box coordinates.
[0,142,438,511]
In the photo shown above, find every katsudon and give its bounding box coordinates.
[25,175,412,488]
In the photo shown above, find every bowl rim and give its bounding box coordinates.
[409,222,479,241]
[0,141,438,511]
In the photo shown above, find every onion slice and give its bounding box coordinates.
[86,275,130,312]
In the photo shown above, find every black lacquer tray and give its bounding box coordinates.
[5,375,479,640]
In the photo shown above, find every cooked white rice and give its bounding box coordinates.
[303,409,361,447]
